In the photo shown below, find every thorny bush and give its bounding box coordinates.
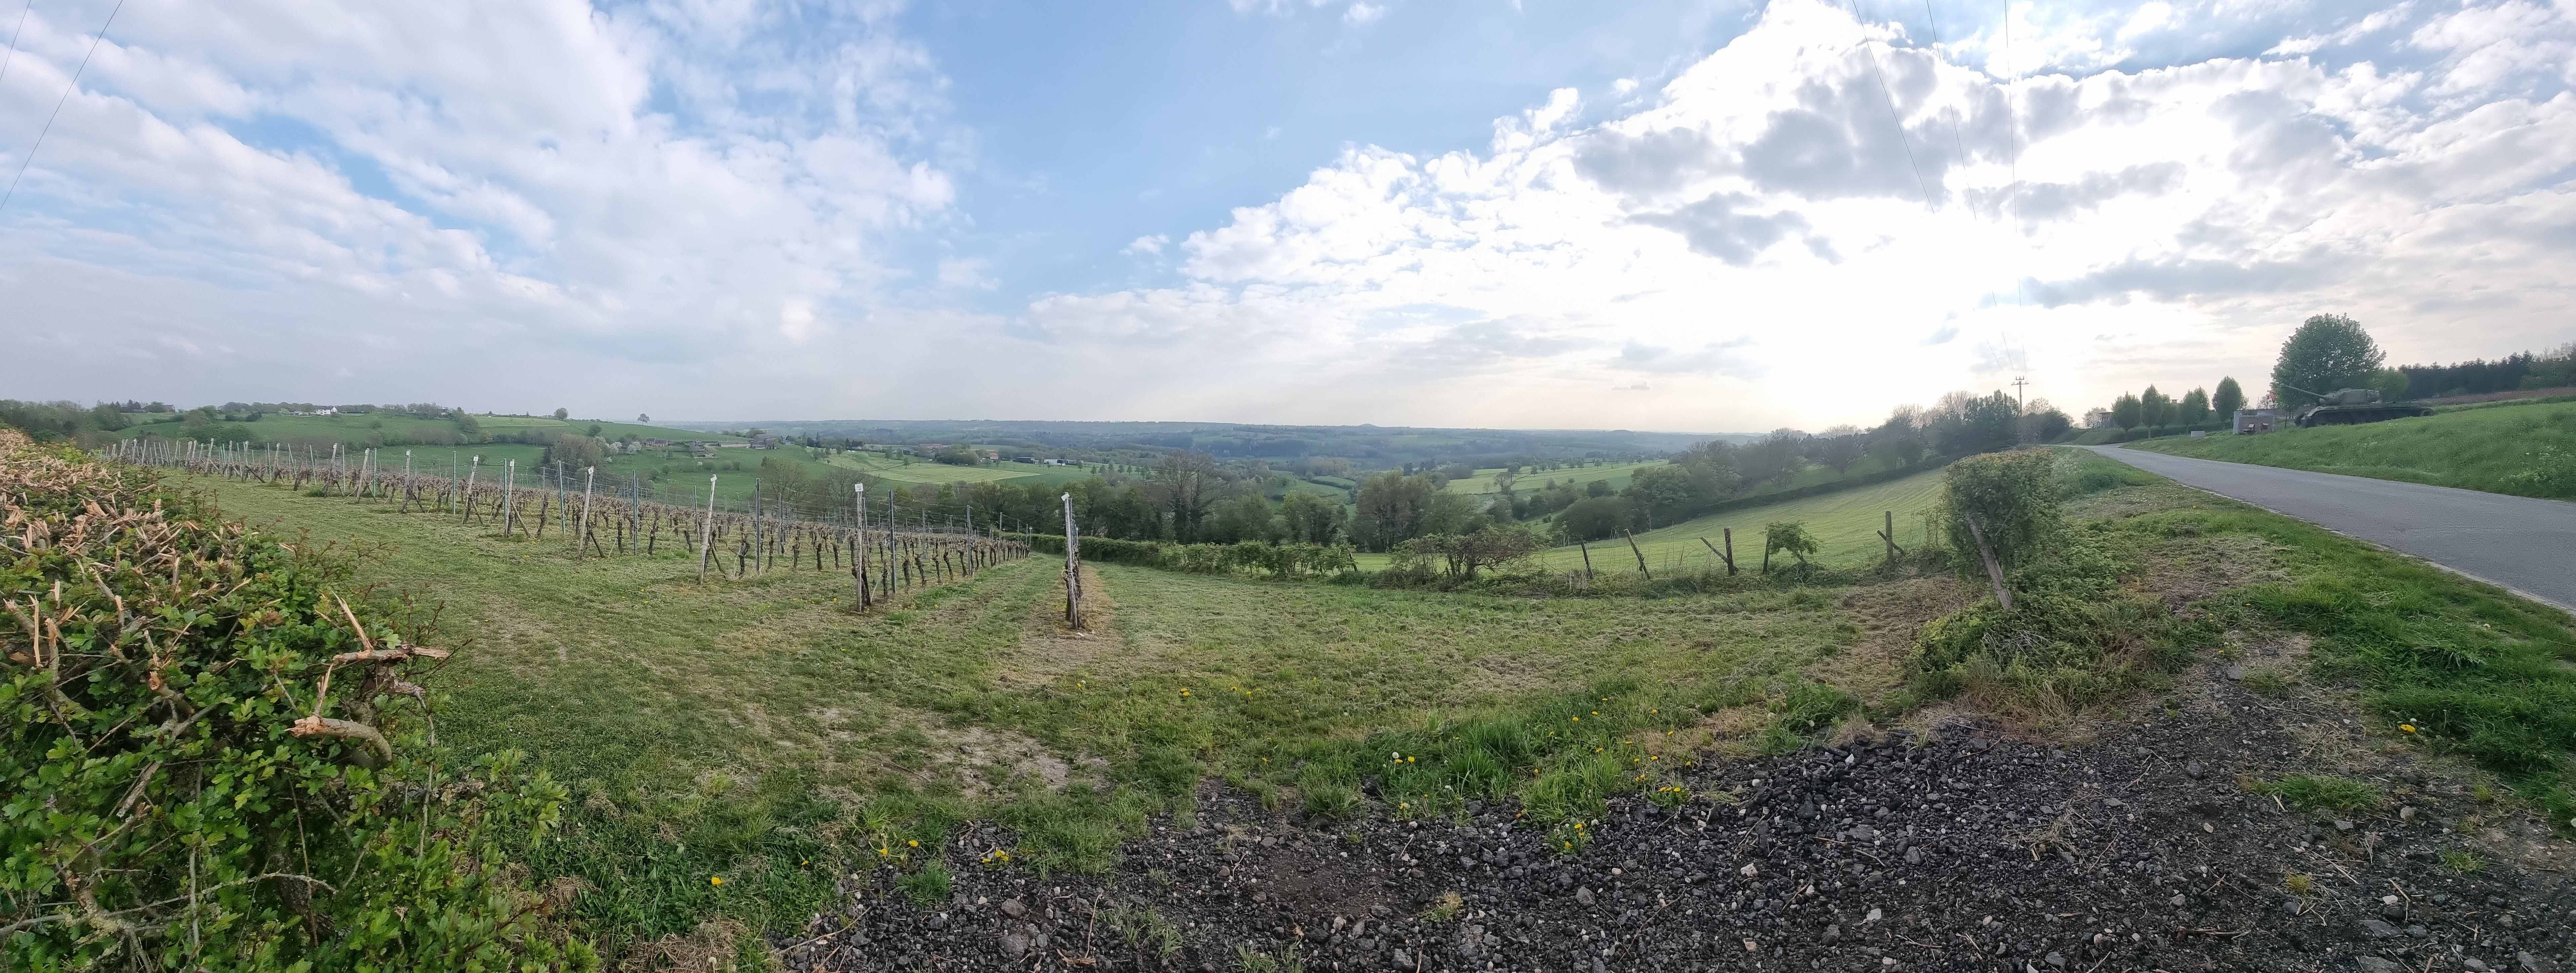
[0,431,589,971]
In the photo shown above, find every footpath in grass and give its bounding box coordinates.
[2130,398,2576,500]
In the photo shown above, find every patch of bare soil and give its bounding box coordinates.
[994,564,1123,688]
[1811,576,1976,711]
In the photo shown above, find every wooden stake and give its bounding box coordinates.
[1623,530,1651,580]
[1699,536,1735,575]
[1061,492,1082,628]
[697,475,717,583]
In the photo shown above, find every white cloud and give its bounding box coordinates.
[1011,0,2576,430]
[1124,234,1168,255]
[1344,3,1387,27]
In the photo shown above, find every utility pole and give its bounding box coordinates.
[2011,377,2029,412]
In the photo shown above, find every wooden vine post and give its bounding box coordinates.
[577,466,597,560]
[697,475,719,583]
[461,456,480,523]
[1061,491,1082,629]
[853,483,871,608]
[502,460,518,537]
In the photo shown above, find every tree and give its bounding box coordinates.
[2138,386,2171,428]
[1938,449,2061,608]
[1761,521,1819,573]
[2271,313,2386,408]
[637,413,650,423]
[1735,430,1805,485]
[2370,368,2410,401]
[552,407,569,420]
[1819,433,1866,473]
[1552,496,1632,542]
[2212,377,2246,419]
[1280,491,1346,543]
[2110,393,2141,430]
[2177,388,2211,425]
[1928,392,2020,455]
[2019,401,2072,443]
[541,433,606,473]
[1205,493,1281,544]
[1151,450,1230,543]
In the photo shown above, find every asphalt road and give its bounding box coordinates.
[2085,445,2576,613]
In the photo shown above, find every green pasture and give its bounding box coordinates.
[823,450,1090,487]
[2129,399,2576,500]
[1538,466,1944,575]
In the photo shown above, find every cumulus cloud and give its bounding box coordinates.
[1010,0,2576,430]
[8,0,2576,430]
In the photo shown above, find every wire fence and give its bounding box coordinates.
[109,436,1038,609]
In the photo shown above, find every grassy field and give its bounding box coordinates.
[823,450,1090,487]
[1442,460,1663,496]
[1351,465,1947,573]
[2129,399,2576,500]
[118,412,746,449]
[163,446,2576,962]
[184,474,1869,957]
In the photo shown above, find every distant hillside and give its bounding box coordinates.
[657,418,1754,467]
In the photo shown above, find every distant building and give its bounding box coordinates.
[747,433,779,449]
[2234,408,2285,434]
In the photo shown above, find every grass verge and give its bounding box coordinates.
[2129,398,2576,500]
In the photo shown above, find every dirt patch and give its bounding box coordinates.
[879,707,1098,799]
[994,564,1124,688]
[2135,532,2287,609]
[1808,576,1975,710]
[620,916,747,972]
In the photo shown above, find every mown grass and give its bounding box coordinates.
[822,449,1086,487]
[189,473,1870,956]
[2129,398,2576,500]
[1953,449,2576,828]
[1539,464,1946,574]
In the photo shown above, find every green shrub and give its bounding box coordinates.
[0,435,586,970]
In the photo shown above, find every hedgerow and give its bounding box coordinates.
[1,431,589,970]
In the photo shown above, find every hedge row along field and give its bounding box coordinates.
[0,430,593,970]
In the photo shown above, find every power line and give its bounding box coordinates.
[0,0,123,218]
[0,0,34,89]
[1848,0,1935,208]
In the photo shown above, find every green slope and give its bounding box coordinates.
[2128,400,2576,500]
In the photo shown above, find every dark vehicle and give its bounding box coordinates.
[2283,387,2435,428]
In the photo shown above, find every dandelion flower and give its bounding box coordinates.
[2400,724,2417,733]
[710,877,725,886]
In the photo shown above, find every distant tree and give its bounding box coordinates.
[1819,434,1866,474]
[87,403,128,431]
[1350,471,1475,550]
[585,423,604,438]
[637,413,650,423]
[1929,392,2020,455]
[2271,313,2386,408]
[541,433,606,473]
[1736,430,1805,485]
[1152,450,1231,543]
[1621,464,1703,529]
[552,407,569,420]
[1436,462,1477,483]
[2019,401,2073,443]
[1552,496,1633,542]
[1280,491,1346,544]
[453,409,485,442]
[2370,368,2410,401]
[936,444,980,466]
[1205,493,1281,544]
[2081,407,2112,429]
[2138,386,2171,428]
[2177,388,2211,425]
[2212,377,2246,419]
[2110,393,2141,430]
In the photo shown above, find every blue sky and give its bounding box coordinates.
[2,0,2572,431]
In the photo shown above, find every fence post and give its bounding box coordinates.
[1622,530,1651,580]
[854,483,871,608]
[503,460,518,537]
[697,475,718,583]
[578,467,597,560]
[1061,492,1082,629]
[462,457,480,523]
[1724,528,1736,576]
[400,451,414,513]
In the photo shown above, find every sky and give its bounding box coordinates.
[0,0,2571,433]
